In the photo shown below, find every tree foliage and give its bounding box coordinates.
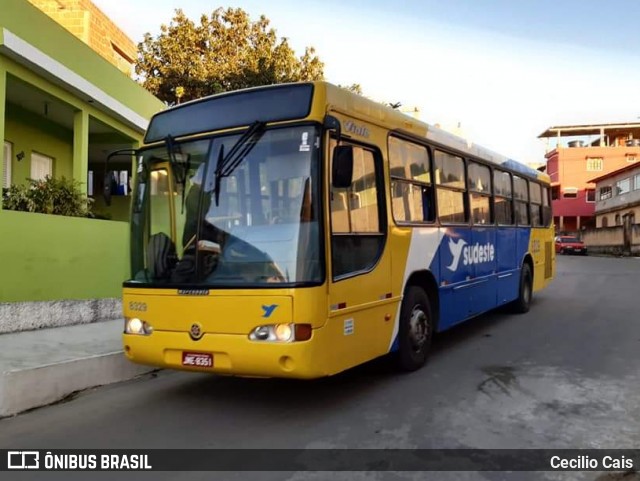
[338,83,363,95]
[136,8,325,104]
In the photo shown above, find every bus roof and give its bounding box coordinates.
[318,82,549,183]
[145,81,548,184]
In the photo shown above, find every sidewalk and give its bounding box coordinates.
[0,319,153,417]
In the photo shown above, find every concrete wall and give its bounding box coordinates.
[0,209,129,302]
[583,225,640,256]
[0,209,129,332]
[597,206,640,228]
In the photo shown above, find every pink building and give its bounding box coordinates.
[538,123,640,233]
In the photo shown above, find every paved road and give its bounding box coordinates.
[2,256,640,481]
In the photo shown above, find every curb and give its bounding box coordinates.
[0,352,153,418]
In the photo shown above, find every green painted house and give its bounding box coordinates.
[0,0,165,332]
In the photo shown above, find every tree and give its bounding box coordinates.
[136,8,324,104]
[338,83,363,95]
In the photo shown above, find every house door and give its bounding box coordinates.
[623,213,633,255]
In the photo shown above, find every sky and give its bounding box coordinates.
[92,0,640,164]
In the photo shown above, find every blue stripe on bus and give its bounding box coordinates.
[389,227,531,352]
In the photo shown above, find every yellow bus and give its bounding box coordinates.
[117,81,554,378]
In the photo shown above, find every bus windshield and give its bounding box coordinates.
[129,125,323,287]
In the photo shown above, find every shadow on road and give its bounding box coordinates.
[155,303,522,414]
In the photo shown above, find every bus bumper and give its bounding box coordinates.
[123,329,329,379]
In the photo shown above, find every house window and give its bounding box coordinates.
[599,186,612,200]
[635,174,640,191]
[551,185,560,200]
[3,141,11,188]
[586,157,603,172]
[586,189,595,203]
[627,155,637,163]
[615,214,621,225]
[563,187,578,198]
[31,152,53,181]
[616,178,631,195]
[601,216,608,227]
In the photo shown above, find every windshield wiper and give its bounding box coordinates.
[164,134,191,213]
[213,121,266,206]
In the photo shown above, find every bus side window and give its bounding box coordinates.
[494,170,514,225]
[468,162,492,224]
[434,150,467,224]
[530,182,543,227]
[513,176,530,225]
[388,136,434,223]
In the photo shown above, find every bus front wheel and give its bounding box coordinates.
[511,263,532,314]
[395,286,433,372]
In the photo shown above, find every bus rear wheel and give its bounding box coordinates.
[510,263,532,314]
[395,286,433,372]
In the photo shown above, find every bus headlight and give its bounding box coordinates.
[249,323,311,342]
[125,317,153,335]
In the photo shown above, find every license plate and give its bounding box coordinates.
[182,352,213,368]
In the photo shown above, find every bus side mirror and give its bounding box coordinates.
[332,145,354,188]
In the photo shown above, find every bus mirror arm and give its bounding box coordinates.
[103,148,138,206]
[332,145,354,189]
[323,115,341,144]
[324,115,352,188]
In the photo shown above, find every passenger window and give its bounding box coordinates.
[435,151,467,223]
[389,136,434,223]
[494,170,513,225]
[513,176,530,225]
[468,162,492,224]
[434,151,465,189]
[530,182,543,227]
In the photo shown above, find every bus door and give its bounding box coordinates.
[327,140,392,368]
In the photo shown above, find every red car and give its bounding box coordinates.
[555,236,587,255]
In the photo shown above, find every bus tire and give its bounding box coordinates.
[395,286,433,372]
[511,263,532,314]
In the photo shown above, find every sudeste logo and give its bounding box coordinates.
[446,237,495,271]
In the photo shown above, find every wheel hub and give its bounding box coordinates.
[409,306,428,351]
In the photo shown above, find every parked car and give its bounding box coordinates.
[555,236,587,255]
